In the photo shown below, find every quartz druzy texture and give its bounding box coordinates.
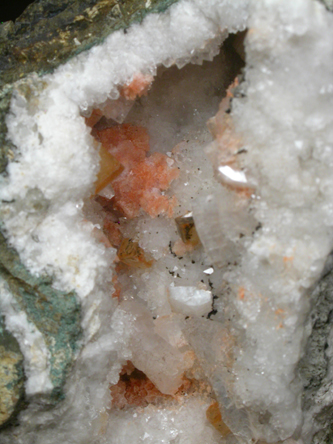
[0,0,180,430]
[0,0,333,444]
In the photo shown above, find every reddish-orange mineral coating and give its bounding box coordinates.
[95,124,179,218]
[121,73,153,101]
[111,363,171,409]
[111,275,122,299]
[85,108,104,128]
[103,215,122,248]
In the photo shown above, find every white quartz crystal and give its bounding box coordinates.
[117,300,191,394]
[169,285,213,316]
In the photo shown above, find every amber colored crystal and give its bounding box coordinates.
[206,402,231,437]
[175,212,201,247]
[117,238,154,269]
[95,145,124,194]
[85,109,104,128]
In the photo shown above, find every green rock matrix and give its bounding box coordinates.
[0,230,82,400]
[0,315,25,428]
[0,0,179,88]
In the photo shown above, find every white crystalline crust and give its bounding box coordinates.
[0,280,53,395]
[192,1,333,443]
[104,399,223,444]
[230,2,333,442]
[0,0,332,444]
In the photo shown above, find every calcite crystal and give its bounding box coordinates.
[0,0,333,443]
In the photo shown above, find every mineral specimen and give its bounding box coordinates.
[0,316,24,427]
[175,211,201,248]
[206,401,232,437]
[168,285,212,316]
[94,123,179,218]
[117,238,154,269]
[0,0,333,443]
[95,146,123,194]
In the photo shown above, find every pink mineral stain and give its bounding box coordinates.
[95,124,179,218]
[110,362,193,409]
[121,73,153,101]
[103,215,123,248]
[85,108,104,128]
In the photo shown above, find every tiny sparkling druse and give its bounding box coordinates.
[0,0,333,444]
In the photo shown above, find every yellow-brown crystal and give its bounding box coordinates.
[206,401,231,437]
[117,238,153,269]
[175,212,201,247]
[95,145,124,194]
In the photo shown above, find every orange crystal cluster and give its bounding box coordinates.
[94,124,179,218]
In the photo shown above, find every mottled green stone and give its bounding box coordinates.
[0,316,25,428]
[0,86,14,175]
[0,230,82,400]
[0,0,179,88]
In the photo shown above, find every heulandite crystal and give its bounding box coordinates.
[95,146,123,194]
[175,211,201,248]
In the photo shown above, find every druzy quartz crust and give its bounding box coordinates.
[0,1,333,443]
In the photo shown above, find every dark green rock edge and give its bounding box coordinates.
[0,316,25,429]
[0,230,82,401]
[0,0,179,428]
[0,0,179,173]
[0,0,179,88]
[0,86,14,175]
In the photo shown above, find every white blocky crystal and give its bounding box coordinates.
[118,300,191,394]
[168,285,213,317]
